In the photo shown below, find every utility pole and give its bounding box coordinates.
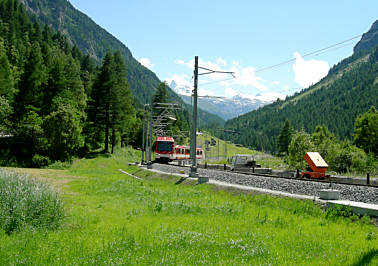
[190,56,199,178]
[141,107,146,164]
[217,140,220,161]
[147,104,153,167]
[189,56,234,183]
[144,104,153,166]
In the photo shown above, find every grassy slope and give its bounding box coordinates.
[0,148,377,265]
[197,132,286,169]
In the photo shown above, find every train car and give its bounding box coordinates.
[155,136,175,162]
[174,145,187,160]
[195,147,203,160]
[155,136,203,163]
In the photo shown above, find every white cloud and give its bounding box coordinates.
[165,74,192,88]
[220,81,230,87]
[174,59,185,65]
[293,52,329,88]
[257,92,286,102]
[239,92,286,102]
[284,85,289,91]
[172,57,278,97]
[198,88,215,97]
[175,58,194,69]
[216,57,227,66]
[231,65,269,91]
[139,58,153,69]
[224,87,238,97]
[273,81,280,85]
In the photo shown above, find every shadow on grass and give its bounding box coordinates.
[175,177,187,185]
[84,151,111,159]
[351,249,378,266]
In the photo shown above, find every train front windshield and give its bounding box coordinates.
[157,141,173,152]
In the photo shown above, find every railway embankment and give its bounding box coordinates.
[150,163,378,205]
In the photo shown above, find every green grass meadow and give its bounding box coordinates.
[0,148,377,265]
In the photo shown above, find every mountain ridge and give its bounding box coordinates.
[18,0,225,126]
[354,19,378,53]
[223,21,378,152]
[168,80,268,120]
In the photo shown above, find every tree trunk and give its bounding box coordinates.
[104,103,109,153]
[120,129,124,148]
[111,126,115,154]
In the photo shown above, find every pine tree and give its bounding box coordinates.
[14,42,47,118]
[152,82,169,113]
[0,37,14,99]
[90,51,115,153]
[111,50,134,152]
[276,119,293,155]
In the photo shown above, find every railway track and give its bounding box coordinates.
[149,163,378,205]
[165,162,377,188]
[231,170,377,188]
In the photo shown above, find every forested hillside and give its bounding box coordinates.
[17,0,224,127]
[354,20,378,53]
[0,1,177,166]
[18,0,160,103]
[224,39,378,152]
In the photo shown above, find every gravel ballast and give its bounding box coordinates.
[150,163,378,205]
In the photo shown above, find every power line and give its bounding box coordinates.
[255,34,362,73]
[199,77,235,86]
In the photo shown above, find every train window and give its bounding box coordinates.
[157,141,173,152]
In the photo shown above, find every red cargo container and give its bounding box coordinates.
[301,152,328,179]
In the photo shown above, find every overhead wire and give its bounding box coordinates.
[185,34,362,98]
[255,34,362,73]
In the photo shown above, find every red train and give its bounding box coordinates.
[155,136,203,163]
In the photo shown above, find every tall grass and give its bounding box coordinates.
[0,149,377,265]
[0,169,64,234]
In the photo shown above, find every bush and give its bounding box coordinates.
[288,130,315,169]
[327,140,369,173]
[325,205,352,220]
[0,169,64,234]
[31,154,51,168]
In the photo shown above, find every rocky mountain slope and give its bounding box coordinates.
[169,80,268,120]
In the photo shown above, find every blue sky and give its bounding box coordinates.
[69,0,377,101]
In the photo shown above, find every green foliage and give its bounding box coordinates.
[0,169,63,234]
[324,140,366,173]
[31,154,50,168]
[286,124,373,173]
[0,1,144,165]
[1,152,377,264]
[354,19,378,53]
[43,99,85,161]
[0,37,14,98]
[0,96,12,133]
[325,205,353,220]
[276,119,293,155]
[152,82,169,109]
[287,130,314,169]
[224,45,378,153]
[354,106,378,155]
[88,51,135,153]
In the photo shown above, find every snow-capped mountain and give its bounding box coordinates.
[168,80,271,120]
